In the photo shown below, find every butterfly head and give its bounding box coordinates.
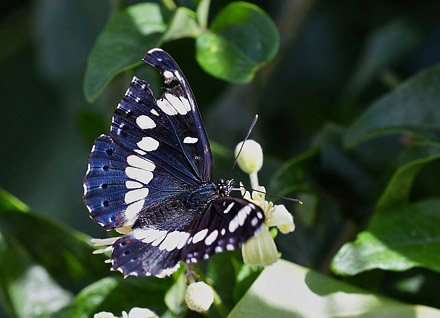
[216,179,234,197]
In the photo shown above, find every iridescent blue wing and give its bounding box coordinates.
[83,49,212,230]
[110,197,265,277]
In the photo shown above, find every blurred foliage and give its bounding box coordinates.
[1,0,440,317]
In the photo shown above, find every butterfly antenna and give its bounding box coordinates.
[228,114,259,176]
[232,185,303,204]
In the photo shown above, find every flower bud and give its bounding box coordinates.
[234,140,263,174]
[185,281,214,312]
[242,228,278,266]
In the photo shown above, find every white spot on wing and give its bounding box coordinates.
[124,188,149,204]
[183,137,198,144]
[125,167,153,184]
[134,149,146,155]
[229,215,240,233]
[136,115,156,129]
[156,263,180,278]
[193,229,208,243]
[159,231,190,251]
[223,202,235,214]
[163,70,175,81]
[165,93,188,115]
[251,217,258,227]
[137,137,159,152]
[157,99,177,115]
[151,109,159,116]
[124,199,145,224]
[226,244,234,251]
[221,228,226,236]
[127,155,155,171]
[125,180,143,189]
[204,230,218,246]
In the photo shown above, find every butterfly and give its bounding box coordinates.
[83,48,265,277]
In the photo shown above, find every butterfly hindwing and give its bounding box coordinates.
[182,197,265,263]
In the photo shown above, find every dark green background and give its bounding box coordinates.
[2,0,440,317]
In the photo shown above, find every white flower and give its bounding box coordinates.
[124,307,159,318]
[94,312,116,318]
[241,187,295,266]
[185,281,214,312]
[235,139,296,267]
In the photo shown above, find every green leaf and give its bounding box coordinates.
[0,232,72,317]
[0,189,109,292]
[54,276,170,318]
[196,0,211,29]
[196,2,279,83]
[377,142,440,211]
[164,270,187,315]
[161,7,199,42]
[344,63,440,148]
[331,198,440,276]
[84,3,166,102]
[228,260,440,318]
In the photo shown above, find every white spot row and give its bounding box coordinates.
[229,204,254,233]
[157,93,191,116]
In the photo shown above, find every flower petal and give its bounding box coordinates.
[267,204,295,234]
[127,307,158,318]
[242,228,278,266]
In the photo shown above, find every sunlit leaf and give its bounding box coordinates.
[0,189,109,292]
[196,2,279,83]
[332,198,440,276]
[84,3,166,102]
[229,259,440,318]
[0,232,72,317]
[161,7,199,42]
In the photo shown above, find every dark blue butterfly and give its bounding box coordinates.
[83,49,265,277]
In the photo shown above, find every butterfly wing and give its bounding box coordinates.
[182,197,265,263]
[83,49,212,230]
[110,197,265,277]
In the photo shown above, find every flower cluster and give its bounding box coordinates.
[235,139,296,266]
[94,307,158,318]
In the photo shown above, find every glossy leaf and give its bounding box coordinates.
[0,190,109,292]
[0,233,72,318]
[196,2,279,83]
[332,198,440,276]
[344,63,440,147]
[229,260,440,318]
[161,7,199,42]
[84,3,166,102]
[377,142,440,211]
